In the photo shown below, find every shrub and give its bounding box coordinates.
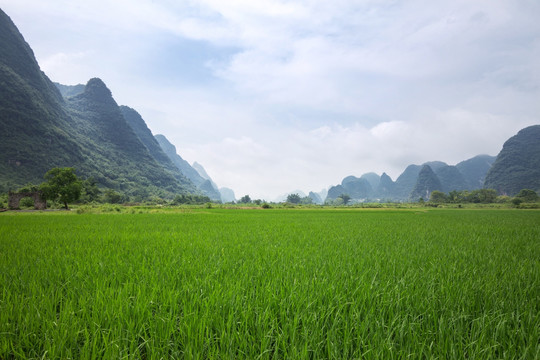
[515,189,539,203]
[19,197,35,208]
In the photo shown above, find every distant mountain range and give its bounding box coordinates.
[322,155,496,203]
[0,9,233,202]
[321,126,540,203]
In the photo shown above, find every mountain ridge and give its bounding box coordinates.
[324,154,498,203]
[154,134,222,201]
[484,125,540,195]
[0,9,200,198]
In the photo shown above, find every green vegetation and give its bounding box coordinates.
[120,107,197,194]
[40,167,82,209]
[1,209,538,359]
[484,125,540,195]
[428,188,540,209]
[0,11,198,200]
[171,194,212,205]
[0,193,7,209]
[409,165,443,201]
[286,193,313,205]
[515,189,540,203]
[0,10,83,192]
[239,194,252,203]
[429,188,498,204]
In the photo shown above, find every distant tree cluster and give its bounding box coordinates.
[239,195,252,204]
[428,189,497,204]
[511,189,539,206]
[429,188,539,205]
[324,194,351,205]
[6,167,220,209]
[171,194,212,205]
[286,193,314,205]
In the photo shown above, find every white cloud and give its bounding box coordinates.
[39,51,93,81]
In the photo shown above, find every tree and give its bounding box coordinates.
[239,195,252,203]
[80,177,101,203]
[511,198,523,206]
[448,190,463,203]
[40,168,82,209]
[286,193,301,204]
[300,196,313,205]
[467,189,497,203]
[103,189,123,204]
[429,190,448,203]
[338,194,351,205]
[514,189,539,202]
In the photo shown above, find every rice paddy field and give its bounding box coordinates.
[0,208,539,359]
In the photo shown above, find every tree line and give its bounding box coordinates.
[428,188,539,204]
[1,167,213,210]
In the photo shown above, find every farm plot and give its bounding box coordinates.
[0,209,538,359]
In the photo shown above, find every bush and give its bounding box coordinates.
[0,194,7,209]
[171,194,212,205]
[239,195,252,204]
[76,206,88,214]
[511,198,523,206]
[103,189,123,204]
[286,194,301,204]
[429,191,447,203]
[515,189,539,203]
[19,197,35,208]
[517,202,540,209]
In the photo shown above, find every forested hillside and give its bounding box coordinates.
[0,9,84,192]
[484,125,540,195]
[0,9,199,199]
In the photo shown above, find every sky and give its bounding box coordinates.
[2,0,539,200]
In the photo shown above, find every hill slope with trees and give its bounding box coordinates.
[0,9,199,199]
[484,125,540,195]
[0,9,86,192]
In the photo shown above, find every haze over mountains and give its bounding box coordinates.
[321,155,496,204]
[1,8,539,203]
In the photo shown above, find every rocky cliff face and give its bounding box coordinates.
[409,165,443,201]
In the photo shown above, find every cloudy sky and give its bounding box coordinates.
[2,0,539,200]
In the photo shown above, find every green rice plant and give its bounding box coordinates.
[0,209,538,359]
